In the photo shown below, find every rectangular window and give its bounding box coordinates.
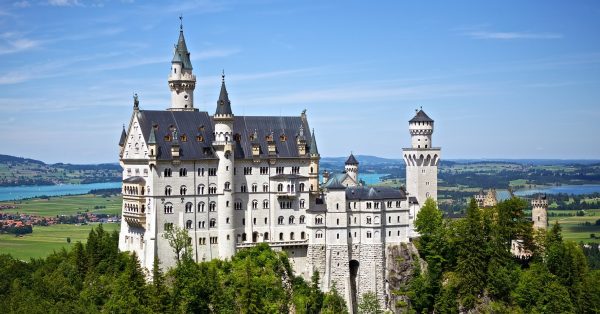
[260,167,269,175]
[208,168,217,176]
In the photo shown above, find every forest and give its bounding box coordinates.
[400,198,600,313]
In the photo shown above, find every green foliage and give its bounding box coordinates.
[358,291,381,314]
[321,283,348,314]
[162,225,192,264]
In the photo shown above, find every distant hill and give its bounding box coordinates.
[0,154,121,187]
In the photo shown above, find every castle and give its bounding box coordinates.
[117,24,439,312]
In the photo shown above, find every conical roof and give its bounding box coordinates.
[172,29,193,70]
[309,129,319,155]
[118,126,127,146]
[409,109,433,123]
[148,126,157,144]
[345,153,358,165]
[215,74,233,116]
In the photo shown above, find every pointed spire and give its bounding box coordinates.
[172,17,192,69]
[345,153,359,165]
[215,71,233,116]
[119,124,127,146]
[309,128,319,156]
[148,125,157,144]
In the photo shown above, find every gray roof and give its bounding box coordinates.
[346,186,407,200]
[215,76,233,116]
[270,174,308,180]
[172,30,193,70]
[345,153,358,165]
[148,126,157,144]
[409,110,433,123]
[119,127,127,146]
[323,174,346,190]
[309,129,319,155]
[134,110,313,160]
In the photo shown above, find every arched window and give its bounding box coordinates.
[299,215,305,224]
[252,200,258,209]
[242,233,247,241]
[263,199,269,209]
[197,184,205,195]
[289,216,295,224]
[278,216,284,225]
[180,185,187,195]
[299,183,305,192]
[290,232,295,240]
[165,186,172,196]
[185,202,193,213]
[164,203,173,214]
[252,184,257,192]
[301,231,306,240]
[263,183,269,192]
[279,233,284,241]
[264,232,269,241]
[277,183,283,192]
[164,168,172,177]
[315,215,323,225]
[209,202,216,212]
[300,199,305,208]
[209,219,216,228]
[224,182,230,190]
[185,220,192,229]
[316,231,323,239]
[198,202,205,212]
[179,168,187,177]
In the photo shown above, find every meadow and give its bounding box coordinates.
[0,223,120,260]
[0,194,122,217]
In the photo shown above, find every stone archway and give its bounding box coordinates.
[349,260,360,313]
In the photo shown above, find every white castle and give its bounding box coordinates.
[118,24,440,312]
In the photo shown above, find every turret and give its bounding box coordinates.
[118,124,127,157]
[212,73,235,259]
[408,108,434,149]
[344,153,359,184]
[532,194,548,230]
[148,125,157,167]
[168,19,196,111]
[309,128,320,193]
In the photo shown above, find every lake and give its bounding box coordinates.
[359,173,389,185]
[0,182,122,201]
[497,184,600,200]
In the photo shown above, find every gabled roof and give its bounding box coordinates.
[409,109,433,123]
[345,153,358,165]
[132,110,313,161]
[118,127,127,146]
[346,186,407,200]
[323,174,346,190]
[215,75,233,116]
[172,29,193,70]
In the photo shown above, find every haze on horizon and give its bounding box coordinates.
[0,0,599,164]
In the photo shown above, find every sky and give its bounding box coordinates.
[0,0,599,163]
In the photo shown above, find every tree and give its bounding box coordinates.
[162,226,192,264]
[321,283,348,314]
[358,291,381,314]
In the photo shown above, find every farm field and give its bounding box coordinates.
[550,213,600,244]
[0,223,120,260]
[0,194,122,217]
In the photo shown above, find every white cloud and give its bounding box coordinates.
[13,1,31,8]
[464,31,563,40]
[0,36,40,55]
[47,0,81,6]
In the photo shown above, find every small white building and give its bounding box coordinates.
[118,24,440,313]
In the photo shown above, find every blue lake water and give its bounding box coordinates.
[359,173,388,185]
[497,184,600,200]
[0,182,122,201]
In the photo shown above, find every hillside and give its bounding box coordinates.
[0,154,121,186]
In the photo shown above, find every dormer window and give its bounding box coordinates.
[196,134,204,142]
[280,134,287,142]
[180,134,187,142]
[266,134,273,141]
[164,134,171,142]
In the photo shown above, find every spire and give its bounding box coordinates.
[345,153,359,165]
[309,128,319,156]
[148,125,157,144]
[409,109,433,123]
[172,17,192,70]
[215,71,233,116]
[119,125,127,147]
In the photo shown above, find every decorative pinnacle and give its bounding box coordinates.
[222,69,225,83]
[179,15,183,31]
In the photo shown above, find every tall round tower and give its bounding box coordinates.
[344,153,359,184]
[213,73,236,259]
[532,195,548,230]
[409,110,434,149]
[168,21,196,111]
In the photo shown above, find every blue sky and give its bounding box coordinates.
[0,0,599,163]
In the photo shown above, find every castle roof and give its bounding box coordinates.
[323,174,347,190]
[309,129,319,155]
[215,75,233,116]
[133,110,313,161]
[409,109,433,123]
[345,153,359,165]
[345,186,406,200]
[172,28,193,70]
[118,127,127,146]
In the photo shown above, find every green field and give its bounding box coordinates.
[550,214,600,244]
[0,194,122,217]
[0,223,120,260]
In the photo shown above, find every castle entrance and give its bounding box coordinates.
[349,260,359,313]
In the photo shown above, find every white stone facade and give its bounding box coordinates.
[118,27,439,313]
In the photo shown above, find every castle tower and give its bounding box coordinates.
[168,20,196,111]
[402,109,441,204]
[344,153,359,184]
[532,195,548,230]
[309,129,320,194]
[212,73,236,259]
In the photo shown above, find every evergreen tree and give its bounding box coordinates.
[321,283,348,314]
[358,291,381,314]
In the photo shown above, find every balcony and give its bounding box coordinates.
[276,190,298,198]
[236,239,307,249]
[123,211,146,228]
